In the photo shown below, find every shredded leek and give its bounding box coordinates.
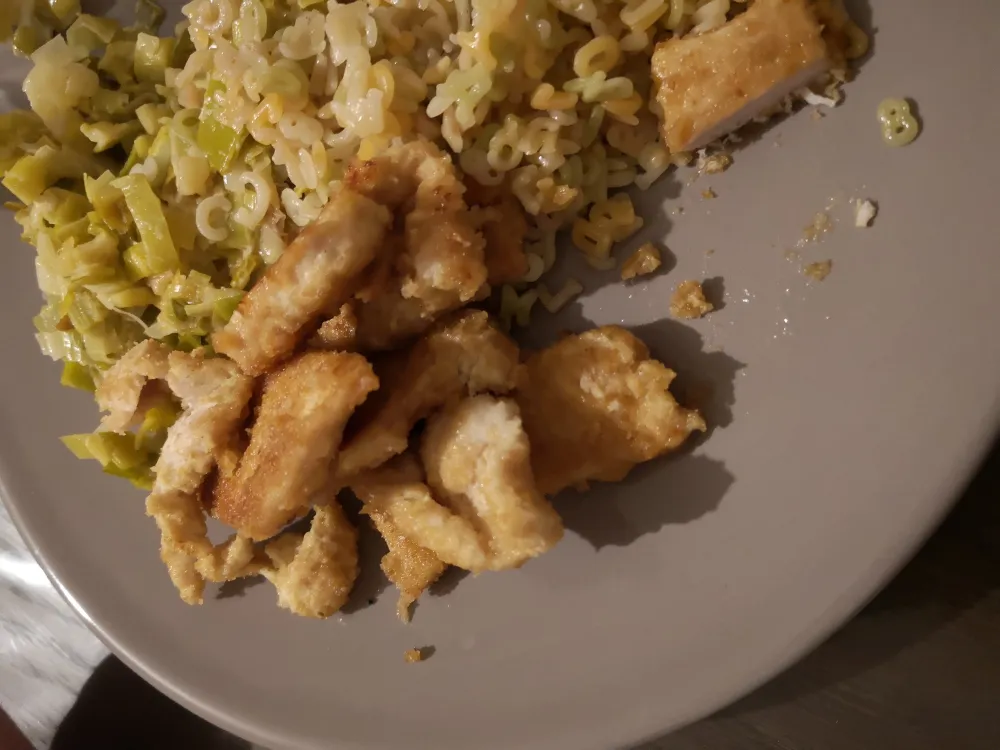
[65,14,119,51]
[48,0,82,25]
[1,0,298,488]
[113,174,181,275]
[135,402,179,454]
[83,172,131,233]
[134,0,166,34]
[135,103,169,135]
[61,432,155,490]
[60,362,96,391]
[134,33,174,84]
[0,111,47,172]
[81,121,142,153]
[99,40,136,85]
[37,330,89,365]
[198,80,247,173]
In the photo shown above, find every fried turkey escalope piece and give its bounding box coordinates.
[261,503,360,619]
[210,351,378,542]
[145,350,255,604]
[514,327,707,496]
[361,501,447,623]
[212,187,392,376]
[421,395,564,570]
[352,454,489,573]
[332,310,521,486]
[337,139,490,351]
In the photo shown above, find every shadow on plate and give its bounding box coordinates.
[718,437,1000,714]
[655,437,1000,750]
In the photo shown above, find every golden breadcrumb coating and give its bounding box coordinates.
[515,327,706,495]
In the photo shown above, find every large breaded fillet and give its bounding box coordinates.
[211,351,378,541]
[212,188,392,376]
[422,396,563,570]
[652,0,829,153]
[515,327,706,496]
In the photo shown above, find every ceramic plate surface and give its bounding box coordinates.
[2,2,998,748]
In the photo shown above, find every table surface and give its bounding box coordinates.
[3,444,998,750]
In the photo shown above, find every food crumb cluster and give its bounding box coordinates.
[670,280,714,319]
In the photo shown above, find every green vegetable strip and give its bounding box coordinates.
[36,330,89,364]
[134,0,166,34]
[135,402,179,453]
[65,13,119,51]
[60,362,95,391]
[81,121,142,153]
[113,174,180,275]
[84,172,131,233]
[61,432,155,490]
[99,40,136,85]
[133,33,174,84]
[198,80,247,173]
[46,0,81,24]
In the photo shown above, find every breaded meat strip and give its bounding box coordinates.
[422,396,563,571]
[333,311,520,484]
[261,503,359,618]
[95,339,170,432]
[515,327,707,496]
[652,0,830,153]
[211,351,378,541]
[195,534,267,583]
[362,503,446,623]
[352,455,489,573]
[146,351,254,604]
[212,188,392,376]
[344,140,488,351]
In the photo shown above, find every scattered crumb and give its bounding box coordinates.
[699,151,732,175]
[705,248,715,257]
[621,243,662,281]
[671,280,714,319]
[854,198,877,227]
[784,249,801,262]
[798,88,840,108]
[811,108,825,121]
[803,260,832,281]
[802,211,832,243]
[701,188,717,200]
[404,647,431,664]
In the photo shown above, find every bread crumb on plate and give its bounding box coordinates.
[803,260,833,281]
[670,280,714,319]
[854,199,877,227]
[802,211,833,243]
[621,243,662,281]
[404,648,429,664]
